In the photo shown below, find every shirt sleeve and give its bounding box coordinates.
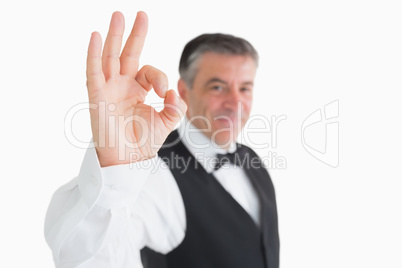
[44,143,186,267]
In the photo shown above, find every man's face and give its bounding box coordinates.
[179,52,256,148]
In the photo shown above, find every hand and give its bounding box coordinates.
[86,11,187,167]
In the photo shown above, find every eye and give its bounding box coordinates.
[240,87,252,92]
[211,85,224,91]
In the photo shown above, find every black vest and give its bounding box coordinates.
[141,130,280,268]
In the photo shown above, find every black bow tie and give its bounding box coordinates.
[213,146,248,171]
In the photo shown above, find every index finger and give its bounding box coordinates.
[120,11,148,77]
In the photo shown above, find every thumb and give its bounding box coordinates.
[159,89,187,131]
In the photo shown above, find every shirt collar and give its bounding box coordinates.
[177,117,237,173]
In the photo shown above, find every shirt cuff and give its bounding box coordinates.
[77,141,158,210]
[97,157,158,209]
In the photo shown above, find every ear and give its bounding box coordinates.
[178,78,189,103]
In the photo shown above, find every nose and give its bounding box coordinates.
[223,86,242,111]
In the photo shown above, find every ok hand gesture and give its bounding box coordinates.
[86,11,187,167]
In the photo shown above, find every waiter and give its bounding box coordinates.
[45,11,280,268]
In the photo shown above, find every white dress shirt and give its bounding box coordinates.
[44,118,260,267]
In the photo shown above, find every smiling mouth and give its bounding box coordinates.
[214,116,239,125]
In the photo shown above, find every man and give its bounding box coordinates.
[45,11,279,268]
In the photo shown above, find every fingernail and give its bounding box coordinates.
[161,85,168,96]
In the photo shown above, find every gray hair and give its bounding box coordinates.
[179,33,259,88]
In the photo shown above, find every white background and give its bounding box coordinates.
[1,0,401,267]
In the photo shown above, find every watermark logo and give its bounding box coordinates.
[64,102,96,149]
[301,100,339,167]
[63,100,340,169]
[63,100,288,170]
